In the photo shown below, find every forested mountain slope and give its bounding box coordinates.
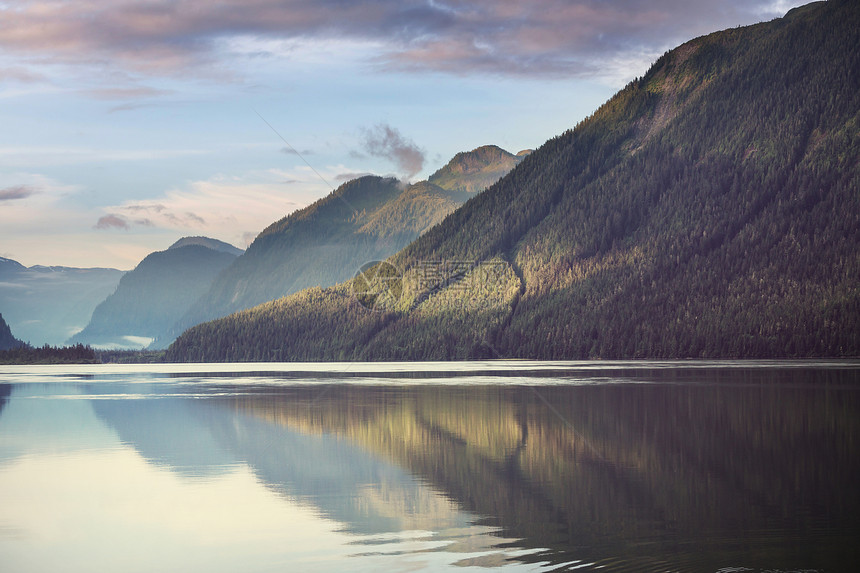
[427,145,527,193]
[171,146,523,343]
[166,0,860,361]
[0,313,24,351]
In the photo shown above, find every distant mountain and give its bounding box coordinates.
[0,258,123,346]
[166,0,860,362]
[70,239,242,349]
[170,146,523,344]
[428,145,526,194]
[0,312,25,350]
[0,257,26,274]
[168,236,244,256]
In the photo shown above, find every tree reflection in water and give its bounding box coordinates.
[226,367,860,572]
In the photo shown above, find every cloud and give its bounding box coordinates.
[0,173,81,212]
[102,203,209,230]
[0,185,37,201]
[0,66,45,83]
[0,0,809,82]
[281,146,313,156]
[0,173,159,268]
[360,124,424,181]
[93,168,339,249]
[86,86,172,100]
[241,231,259,247]
[94,214,130,230]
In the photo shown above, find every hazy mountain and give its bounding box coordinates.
[0,312,24,351]
[167,236,244,256]
[166,0,860,361]
[0,257,123,346]
[0,257,26,275]
[71,239,242,349]
[170,146,523,344]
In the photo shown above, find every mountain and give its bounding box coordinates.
[166,0,860,362]
[427,145,527,193]
[70,239,242,349]
[357,181,468,242]
[0,312,25,350]
[173,175,403,337]
[167,236,244,256]
[0,256,26,274]
[170,146,524,343]
[0,257,123,346]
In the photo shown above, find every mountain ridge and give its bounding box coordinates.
[428,145,525,194]
[0,313,24,351]
[0,258,124,346]
[71,238,241,349]
[166,0,860,361]
[168,236,244,256]
[166,145,524,346]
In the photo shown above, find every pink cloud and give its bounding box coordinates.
[0,0,806,79]
[94,214,130,230]
[0,185,38,201]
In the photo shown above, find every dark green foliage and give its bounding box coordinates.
[176,149,524,338]
[176,176,412,335]
[166,1,860,362]
[0,343,98,364]
[168,286,394,362]
[357,181,467,242]
[96,349,166,364]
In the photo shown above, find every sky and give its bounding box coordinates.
[0,0,808,269]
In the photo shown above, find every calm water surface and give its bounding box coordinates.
[0,360,858,572]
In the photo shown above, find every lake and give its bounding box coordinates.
[1,360,858,572]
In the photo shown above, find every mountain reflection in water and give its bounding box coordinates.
[222,376,860,572]
[0,361,858,572]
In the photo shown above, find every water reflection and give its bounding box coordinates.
[0,362,858,572]
[225,379,860,572]
[91,397,474,536]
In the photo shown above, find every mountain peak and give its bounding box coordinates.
[0,257,26,275]
[0,312,25,351]
[428,145,524,194]
[71,241,242,350]
[167,0,860,362]
[167,236,243,256]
